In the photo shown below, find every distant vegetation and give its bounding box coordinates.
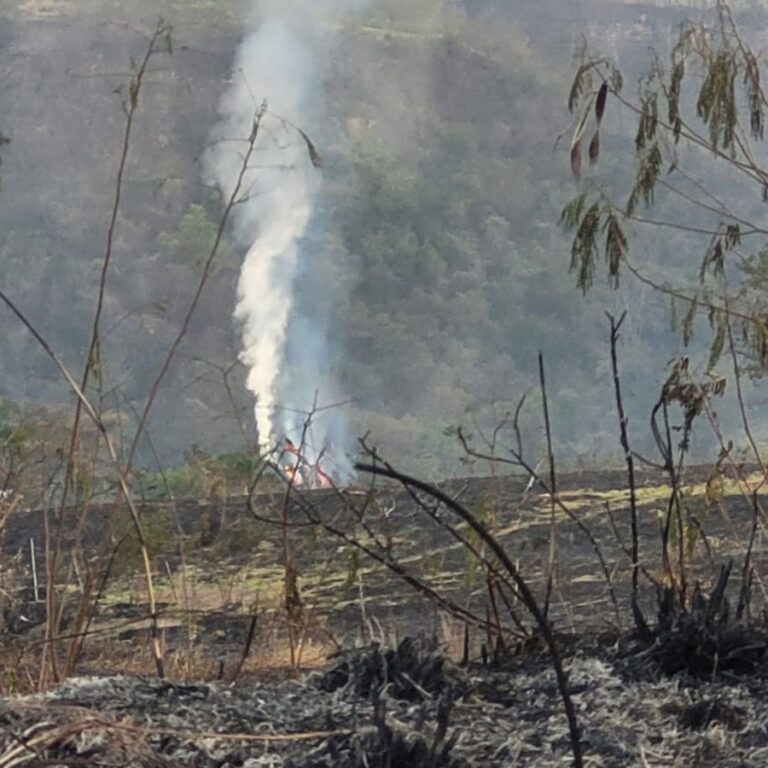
[3,13,768,767]
[1,0,765,483]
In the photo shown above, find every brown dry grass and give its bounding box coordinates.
[0,607,343,693]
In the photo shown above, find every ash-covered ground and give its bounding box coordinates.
[2,636,768,767]
[3,469,768,765]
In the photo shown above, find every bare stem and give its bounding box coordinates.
[0,289,165,678]
[355,461,583,768]
[606,311,646,635]
[125,102,269,469]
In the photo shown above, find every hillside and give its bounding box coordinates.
[0,0,766,482]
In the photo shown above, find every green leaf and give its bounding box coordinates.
[699,237,724,282]
[668,58,685,144]
[627,142,662,216]
[610,67,623,94]
[568,62,595,113]
[744,51,763,140]
[754,316,768,365]
[697,49,737,150]
[724,223,741,250]
[635,91,658,152]
[559,192,588,230]
[570,202,601,293]
[707,313,726,371]
[603,212,627,287]
[682,295,698,347]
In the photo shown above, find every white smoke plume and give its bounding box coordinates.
[206,1,364,473]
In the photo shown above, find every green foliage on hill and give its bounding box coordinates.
[0,0,712,479]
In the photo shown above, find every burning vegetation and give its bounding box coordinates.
[282,437,333,489]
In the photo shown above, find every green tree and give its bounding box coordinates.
[563,1,768,375]
[157,204,217,265]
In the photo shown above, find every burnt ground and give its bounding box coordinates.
[2,465,767,656]
[4,464,763,627]
[3,636,768,766]
[2,467,768,765]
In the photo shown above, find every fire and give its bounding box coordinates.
[282,438,333,489]
[283,463,303,487]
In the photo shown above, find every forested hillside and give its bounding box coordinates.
[1,0,765,480]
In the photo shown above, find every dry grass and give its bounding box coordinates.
[0,606,343,691]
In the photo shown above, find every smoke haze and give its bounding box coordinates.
[206,1,364,469]
[4,0,768,476]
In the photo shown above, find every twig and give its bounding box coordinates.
[456,428,621,626]
[606,311,647,635]
[0,290,165,677]
[124,101,269,470]
[355,461,584,768]
[46,20,171,684]
[229,607,259,683]
[539,352,558,621]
